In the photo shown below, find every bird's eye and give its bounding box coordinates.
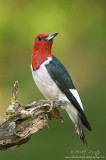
[38,36,42,41]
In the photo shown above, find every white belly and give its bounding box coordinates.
[31,63,68,102]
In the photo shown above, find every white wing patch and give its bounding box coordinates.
[69,89,83,110]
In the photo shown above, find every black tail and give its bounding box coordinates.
[75,112,92,145]
[79,111,92,131]
[75,115,87,145]
[66,106,92,145]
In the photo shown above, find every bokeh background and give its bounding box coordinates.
[0,0,106,159]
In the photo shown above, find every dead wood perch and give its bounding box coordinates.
[0,81,63,151]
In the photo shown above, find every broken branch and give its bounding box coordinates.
[0,81,63,151]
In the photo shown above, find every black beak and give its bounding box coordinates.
[45,32,59,41]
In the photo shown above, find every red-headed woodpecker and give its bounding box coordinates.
[31,32,92,144]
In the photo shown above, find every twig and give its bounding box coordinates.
[0,81,63,151]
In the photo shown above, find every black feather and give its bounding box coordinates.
[76,115,87,145]
[45,56,92,131]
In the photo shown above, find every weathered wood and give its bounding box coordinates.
[0,81,63,151]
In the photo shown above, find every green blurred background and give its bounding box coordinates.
[0,0,106,159]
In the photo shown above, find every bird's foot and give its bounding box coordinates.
[40,100,62,112]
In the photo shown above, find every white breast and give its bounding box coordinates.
[31,58,68,102]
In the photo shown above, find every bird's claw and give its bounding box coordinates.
[47,100,54,112]
[40,100,61,112]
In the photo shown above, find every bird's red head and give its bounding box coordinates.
[31,32,59,71]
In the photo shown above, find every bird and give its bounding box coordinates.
[31,32,92,144]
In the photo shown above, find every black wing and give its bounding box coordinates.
[45,56,92,131]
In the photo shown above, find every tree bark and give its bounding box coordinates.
[0,81,63,151]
